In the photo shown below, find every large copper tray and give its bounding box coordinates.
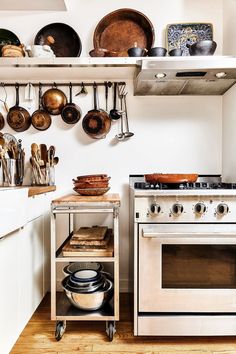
[145,174,198,184]
[93,8,155,57]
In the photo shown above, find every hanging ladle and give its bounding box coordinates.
[115,84,125,140]
[123,91,134,138]
[109,82,121,120]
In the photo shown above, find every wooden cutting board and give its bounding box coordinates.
[72,226,108,241]
[62,234,113,257]
[70,232,110,246]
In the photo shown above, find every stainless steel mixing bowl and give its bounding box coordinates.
[62,277,113,311]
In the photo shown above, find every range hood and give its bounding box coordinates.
[134,56,236,95]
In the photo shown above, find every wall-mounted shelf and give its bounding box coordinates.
[0,57,138,82]
[0,0,67,11]
[0,56,236,95]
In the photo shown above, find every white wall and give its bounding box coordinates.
[0,0,224,291]
[222,0,236,182]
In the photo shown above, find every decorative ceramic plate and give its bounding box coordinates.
[166,23,213,56]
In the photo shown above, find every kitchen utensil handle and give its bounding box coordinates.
[123,93,130,132]
[93,83,98,110]
[93,82,98,110]
[69,82,72,104]
[15,83,19,107]
[142,231,236,238]
[105,81,108,111]
[38,83,42,110]
[113,82,117,109]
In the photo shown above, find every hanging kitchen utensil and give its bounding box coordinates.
[0,83,9,112]
[34,22,82,57]
[93,8,155,56]
[82,83,111,139]
[0,112,5,130]
[122,91,134,138]
[75,82,88,96]
[145,173,199,184]
[24,83,35,110]
[7,84,31,132]
[41,83,67,115]
[115,84,125,140]
[109,82,121,120]
[61,83,82,124]
[32,83,52,131]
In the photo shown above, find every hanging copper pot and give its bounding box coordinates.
[41,84,67,115]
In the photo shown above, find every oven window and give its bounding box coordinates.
[162,245,236,289]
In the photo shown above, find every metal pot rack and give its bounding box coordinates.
[0,81,126,87]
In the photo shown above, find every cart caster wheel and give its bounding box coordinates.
[55,320,66,341]
[106,321,116,341]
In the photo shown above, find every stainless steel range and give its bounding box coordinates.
[130,175,236,336]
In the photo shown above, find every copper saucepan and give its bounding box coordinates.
[82,83,111,139]
[32,83,52,131]
[61,82,81,124]
[7,83,31,132]
[145,173,199,184]
[41,84,67,115]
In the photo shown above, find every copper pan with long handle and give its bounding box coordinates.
[145,173,198,184]
[82,83,111,139]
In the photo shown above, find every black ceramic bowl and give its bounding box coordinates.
[149,47,167,57]
[188,40,217,56]
[127,47,147,57]
[169,48,183,57]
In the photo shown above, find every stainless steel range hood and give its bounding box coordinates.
[134,56,236,95]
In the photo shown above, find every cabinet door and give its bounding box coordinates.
[0,230,20,354]
[17,215,44,332]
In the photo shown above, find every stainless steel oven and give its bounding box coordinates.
[130,175,236,336]
[139,224,236,313]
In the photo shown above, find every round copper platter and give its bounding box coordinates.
[93,8,155,56]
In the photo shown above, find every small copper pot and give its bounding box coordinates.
[41,86,67,115]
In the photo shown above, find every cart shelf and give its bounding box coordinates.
[55,292,115,321]
[51,193,120,341]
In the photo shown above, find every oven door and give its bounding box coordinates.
[139,223,236,313]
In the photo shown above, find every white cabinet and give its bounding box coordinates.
[0,192,53,354]
[0,229,20,354]
[17,216,44,333]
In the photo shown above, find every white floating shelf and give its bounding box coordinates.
[0,0,67,11]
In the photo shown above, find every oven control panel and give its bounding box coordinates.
[134,196,234,223]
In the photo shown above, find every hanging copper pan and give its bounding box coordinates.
[145,173,199,184]
[32,83,52,131]
[82,83,111,139]
[41,85,67,115]
[7,84,31,132]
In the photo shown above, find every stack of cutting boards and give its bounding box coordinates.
[62,226,113,257]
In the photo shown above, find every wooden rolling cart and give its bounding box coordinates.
[50,193,120,341]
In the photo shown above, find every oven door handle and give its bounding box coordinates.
[142,230,236,238]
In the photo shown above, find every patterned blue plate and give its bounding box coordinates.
[166,23,213,56]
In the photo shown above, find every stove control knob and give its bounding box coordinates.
[216,203,229,216]
[172,203,184,216]
[194,203,206,215]
[150,203,161,215]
